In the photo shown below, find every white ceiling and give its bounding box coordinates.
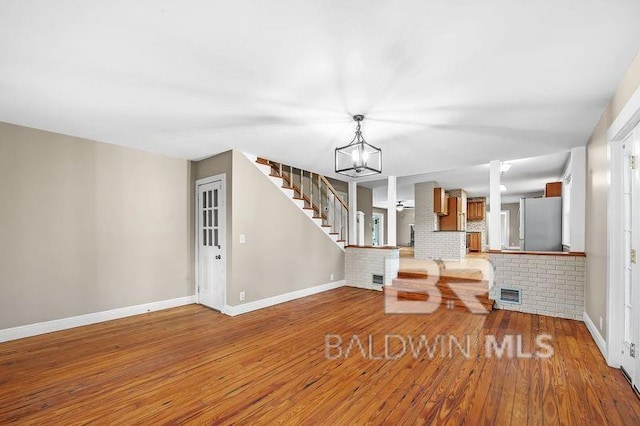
[0,1,639,181]
[368,150,570,207]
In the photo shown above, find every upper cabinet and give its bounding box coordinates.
[544,182,562,197]
[433,187,448,216]
[439,197,465,231]
[467,199,486,221]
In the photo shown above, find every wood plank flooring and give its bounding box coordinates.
[1,287,639,424]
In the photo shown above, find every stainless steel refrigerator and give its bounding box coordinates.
[519,197,562,251]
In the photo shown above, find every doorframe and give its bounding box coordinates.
[607,86,640,368]
[194,173,227,311]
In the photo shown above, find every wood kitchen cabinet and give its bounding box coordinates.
[439,197,464,231]
[467,200,486,221]
[433,187,448,216]
[467,232,481,252]
[545,182,562,197]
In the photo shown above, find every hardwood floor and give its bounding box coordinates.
[1,287,639,424]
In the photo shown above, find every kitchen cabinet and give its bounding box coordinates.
[467,232,481,252]
[439,197,464,231]
[433,187,448,216]
[544,182,562,197]
[467,200,485,221]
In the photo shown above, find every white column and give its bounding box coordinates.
[387,176,397,246]
[569,146,586,252]
[489,160,502,250]
[348,181,357,245]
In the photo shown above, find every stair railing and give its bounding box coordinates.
[260,158,349,243]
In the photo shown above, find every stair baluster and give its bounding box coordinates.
[255,156,349,249]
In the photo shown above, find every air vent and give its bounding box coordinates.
[372,274,384,286]
[499,287,521,304]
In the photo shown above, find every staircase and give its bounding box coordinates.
[246,154,348,250]
[384,267,494,314]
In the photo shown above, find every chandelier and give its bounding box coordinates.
[335,115,382,178]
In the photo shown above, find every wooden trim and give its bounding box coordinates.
[488,250,586,257]
[266,162,330,220]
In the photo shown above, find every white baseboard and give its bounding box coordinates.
[584,311,607,360]
[224,280,345,316]
[0,295,196,343]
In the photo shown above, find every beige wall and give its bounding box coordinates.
[229,152,344,305]
[586,52,640,340]
[0,122,193,329]
[396,208,415,246]
[502,203,520,248]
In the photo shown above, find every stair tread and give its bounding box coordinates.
[255,156,345,251]
[384,286,494,312]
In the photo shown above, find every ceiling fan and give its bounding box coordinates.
[395,201,414,212]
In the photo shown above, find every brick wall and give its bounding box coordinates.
[414,181,466,261]
[345,247,400,291]
[489,253,585,320]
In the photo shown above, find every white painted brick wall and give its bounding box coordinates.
[414,181,466,261]
[489,253,585,320]
[345,247,400,291]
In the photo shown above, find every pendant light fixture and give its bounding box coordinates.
[335,115,382,178]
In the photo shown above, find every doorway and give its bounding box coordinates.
[372,212,384,247]
[196,175,226,312]
[621,135,639,381]
[500,211,510,249]
[608,113,640,390]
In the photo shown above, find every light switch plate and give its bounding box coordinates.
[240,234,246,244]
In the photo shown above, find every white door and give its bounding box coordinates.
[197,178,226,311]
[621,133,640,383]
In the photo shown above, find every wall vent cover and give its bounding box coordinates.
[499,287,522,304]
[372,274,384,286]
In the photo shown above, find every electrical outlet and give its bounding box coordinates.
[239,291,245,301]
[599,316,603,330]
[330,273,334,281]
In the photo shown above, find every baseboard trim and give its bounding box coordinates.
[584,311,607,360]
[0,295,196,343]
[224,280,345,316]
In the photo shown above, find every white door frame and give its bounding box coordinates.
[607,86,640,370]
[195,173,227,312]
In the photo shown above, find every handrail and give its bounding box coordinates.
[320,175,348,210]
[259,157,349,243]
